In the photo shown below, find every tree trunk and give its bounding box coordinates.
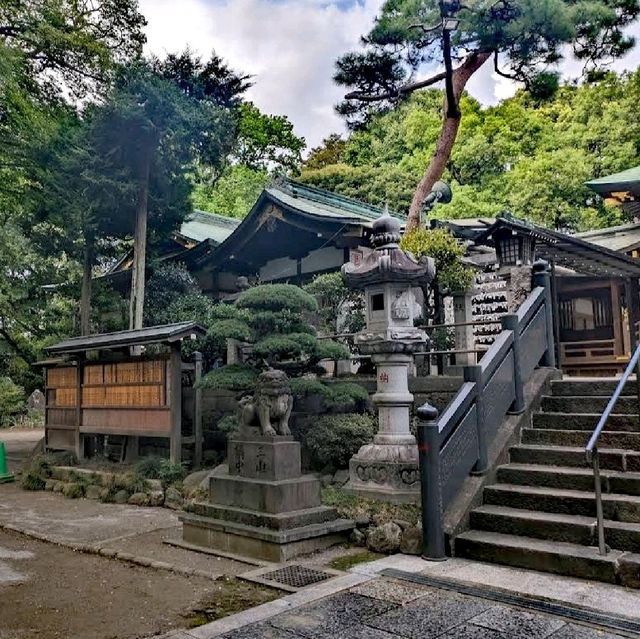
[79,239,93,336]
[406,51,492,232]
[129,151,151,331]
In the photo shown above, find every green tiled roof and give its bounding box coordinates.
[586,166,640,194]
[178,210,240,244]
[269,179,405,224]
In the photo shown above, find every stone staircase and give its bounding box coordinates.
[454,378,640,587]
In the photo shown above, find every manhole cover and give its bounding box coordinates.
[260,565,335,589]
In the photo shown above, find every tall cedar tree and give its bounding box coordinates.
[336,0,639,230]
[90,54,250,331]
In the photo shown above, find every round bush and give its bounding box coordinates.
[304,413,377,469]
[236,283,318,314]
[199,365,259,391]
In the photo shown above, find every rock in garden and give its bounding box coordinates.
[62,482,83,499]
[128,492,150,506]
[355,514,371,529]
[113,489,129,504]
[85,485,103,500]
[332,469,349,486]
[366,522,402,553]
[164,486,184,510]
[183,470,210,491]
[321,474,333,488]
[350,528,366,547]
[148,490,164,507]
[400,525,422,555]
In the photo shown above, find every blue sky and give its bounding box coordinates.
[139,0,640,150]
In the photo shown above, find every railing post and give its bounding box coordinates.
[532,259,556,368]
[464,365,488,474]
[417,402,446,561]
[502,314,524,414]
[193,351,203,469]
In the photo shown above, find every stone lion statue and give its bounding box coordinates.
[238,369,293,437]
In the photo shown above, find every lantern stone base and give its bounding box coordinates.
[180,434,353,563]
[343,443,420,504]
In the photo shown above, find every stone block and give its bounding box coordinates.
[618,553,640,588]
[180,512,354,563]
[189,501,338,531]
[227,436,301,481]
[210,473,322,514]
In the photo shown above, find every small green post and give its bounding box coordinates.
[0,441,15,483]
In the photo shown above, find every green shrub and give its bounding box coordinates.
[314,340,350,361]
[324,382,369,409]
[304,413,377,469]
[236,284,317,314]
[290,379,369,412]
[208,319,253,345]
[0,376,25,425]
[199,365,259,392]
[133,456,186,488]
[133,456,164,479]
[217,414,240,436]
[20,456,51,491]
[289,378,328,397]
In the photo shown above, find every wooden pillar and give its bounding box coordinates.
[169,344,182,464]
[193,351,203,469]
[626,278,640,352]
[75,357,84,460]
[611,280,625,357]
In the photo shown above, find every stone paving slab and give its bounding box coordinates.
[0,482,178,545]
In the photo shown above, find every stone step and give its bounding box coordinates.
[496,463,640,495]
[522,428,640,450]
[483,483,640,523]
[454,530,625,584]
[470,505,640,552]
[532,412,640,432]
[510,444,640,472]
[541,395,640,415]
[550,379,639,397]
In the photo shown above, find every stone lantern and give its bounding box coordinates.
[342,210,435,502]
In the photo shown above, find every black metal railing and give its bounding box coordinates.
[417,260,556,560]
[585,343,640,555]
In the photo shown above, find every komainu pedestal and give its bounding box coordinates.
[180,371,353,562]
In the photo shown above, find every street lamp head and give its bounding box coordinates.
[442,16,460,31]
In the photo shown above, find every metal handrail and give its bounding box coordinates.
[585,342,640,555]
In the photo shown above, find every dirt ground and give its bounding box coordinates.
[0,528,270,639]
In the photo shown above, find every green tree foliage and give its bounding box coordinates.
[335,0,639,228]
[192,100,305,218]
[303,272,365,335]
[193,165,268,219]
[302,134,347,171]
[214,284,349,375]
[0,0,146,100]
[401,228,474,293]
[302,70,640,232]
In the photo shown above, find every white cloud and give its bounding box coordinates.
[139,0,383,149]
[140,1,640,148]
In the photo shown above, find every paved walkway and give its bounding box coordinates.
[164,554,640,639]
[214,579,627,639]
[0,482,252,579]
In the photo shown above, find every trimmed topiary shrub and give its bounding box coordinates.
[199,364,259,392]
[290,378,369,412]
[304,413,377,469]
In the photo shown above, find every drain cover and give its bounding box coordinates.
[260,565,334,589]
